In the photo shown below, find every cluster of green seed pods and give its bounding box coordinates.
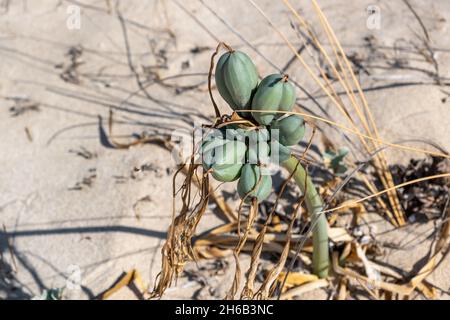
[203,49,307,203]
[201,128,273,202]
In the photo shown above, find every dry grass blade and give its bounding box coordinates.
[277,272,318,289]
[337,277,348,300]
[195,226,349,248]
[244,110,450,160]
[226,198,258,299]
[310,0,405,226]
[255,196,305,299]
[321,172,450,215]
[276,279,328,300]
[99,269,147,300]
[240,225,268,299]
[246,0,352,127]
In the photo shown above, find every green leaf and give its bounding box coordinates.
[33,287,64,300]
[324,147,349,175]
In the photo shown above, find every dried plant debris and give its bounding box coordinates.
[68,168,97,191]
[391,156,450,222]
[68,147,97,160]
[58,46,84,84]
[98,269,147,300]
[7,97,40,117]
[190,46,211,54]
[24,127,33,142]
[133,196,152,220]
[132,163,165,179]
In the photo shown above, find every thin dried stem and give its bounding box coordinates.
[208,42,234,119]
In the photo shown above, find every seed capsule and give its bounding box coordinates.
[201,137,246,182]
[237,164,272,203]
[271,115,305,146]
[251,74,296,125]
[269,140,292,164]
[215,51,259,111]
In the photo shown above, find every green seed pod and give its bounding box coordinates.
[216,140,247,165]
[251,74,296,125]
[219,124,245,142]
[201,138,246,182]
[271,115,305,146]
[248,128,270,142]
[247,130,270,166]
[215,51,259,111]
[201,137,227,170]
[247,140,270,167]
[237,164,272,203]
[211,163,243,182]
[269,140,292,164]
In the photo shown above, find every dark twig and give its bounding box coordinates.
[402,0,430,42]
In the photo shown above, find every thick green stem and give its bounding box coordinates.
[282,156,329,278]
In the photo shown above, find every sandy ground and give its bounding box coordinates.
[0,0,449,299]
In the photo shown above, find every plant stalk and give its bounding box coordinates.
[282,156,329,278]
